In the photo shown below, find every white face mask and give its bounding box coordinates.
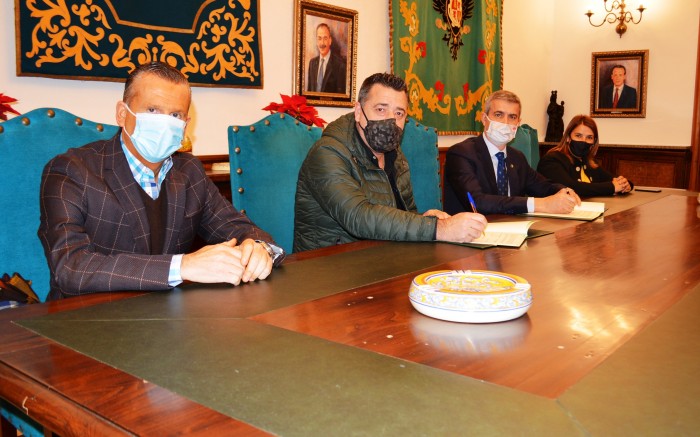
[123,104,186,163]
[484,115,517,146]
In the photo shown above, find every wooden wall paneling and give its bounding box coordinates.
[597,147,691,188]
[538,144,691,189]
[205,146,690,205]
[690,13,700,191]
[198,154,232,202]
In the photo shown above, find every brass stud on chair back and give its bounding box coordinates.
[227,113,322,253]
[0,108,118,304]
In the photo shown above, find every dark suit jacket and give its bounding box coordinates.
[537,150,632,198]
[444,135,564,215]
[599,84,637,109]
[307,53,347,94]
[39,133,281,300]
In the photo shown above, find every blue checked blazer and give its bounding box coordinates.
[39,132,280,300]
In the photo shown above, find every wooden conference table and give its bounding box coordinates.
[1,189,699,436]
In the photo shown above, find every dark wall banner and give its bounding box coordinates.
[390,0,503,134]
[15,0,263,88]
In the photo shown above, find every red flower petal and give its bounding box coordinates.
[0,93,20,121]
[261,94,326,127]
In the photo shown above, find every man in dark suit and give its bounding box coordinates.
[444,90,581,215]
[307,23,347,94]
[599,65,637,109]
[39,62,284,300]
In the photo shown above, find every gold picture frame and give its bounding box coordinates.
[293,0,358,107]
[590,50,649,118]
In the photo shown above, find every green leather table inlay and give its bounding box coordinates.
[18,317,583,436]
[17,241,586,435]
[558,284,700,436]
[25,241,484,322]
[12,193,700,435]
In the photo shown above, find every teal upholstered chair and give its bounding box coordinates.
[0,108,117,301]
[400,118,442,212]
[228,113,322,254]
[0,108,117,437]
[0,108,118,303]
[0,401,43,437]
[509,124,540,168]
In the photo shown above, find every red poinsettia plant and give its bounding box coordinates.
[0,93,21,121]
[262,94,326,128]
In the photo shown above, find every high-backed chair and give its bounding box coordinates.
[0,402,43,437]
[0,108,118,436]
[400,118,442,212]
[228,113,322,253]
[509,124,540,168]
[0,108,118,303]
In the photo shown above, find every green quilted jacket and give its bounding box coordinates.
[293,113,437,252]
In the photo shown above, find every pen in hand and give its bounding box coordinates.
[467,192,479,214]
[467,192,486,238]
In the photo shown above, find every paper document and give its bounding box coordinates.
[469,220,536,248]
[521,201,605,221]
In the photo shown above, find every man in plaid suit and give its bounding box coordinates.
[39,62,284,300]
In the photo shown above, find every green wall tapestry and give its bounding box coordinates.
[390,0,503,134]
[15,0,263,88]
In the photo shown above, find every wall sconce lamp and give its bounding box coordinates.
[585,0,646,38]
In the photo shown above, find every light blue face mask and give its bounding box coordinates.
[484,114,518,146]
[124,104,186,163]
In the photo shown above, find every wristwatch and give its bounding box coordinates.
[255,240,283,263]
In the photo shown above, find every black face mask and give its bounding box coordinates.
[569,140,592,159]
[359,106,404,153]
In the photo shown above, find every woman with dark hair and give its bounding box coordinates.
[537,114,632,197]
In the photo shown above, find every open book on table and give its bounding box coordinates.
[520,201,605,221]
[453,220,551,249]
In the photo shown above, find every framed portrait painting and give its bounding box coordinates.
[590,50,649,118]
[293,0,358,107]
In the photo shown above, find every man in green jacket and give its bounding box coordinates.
[293,73,487,252]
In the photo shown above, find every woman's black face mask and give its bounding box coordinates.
[569,140,592,159]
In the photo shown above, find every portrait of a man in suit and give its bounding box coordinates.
[306,22,347,94]
[598,64,637,110]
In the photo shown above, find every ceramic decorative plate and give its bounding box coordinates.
[408,270,532,323]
